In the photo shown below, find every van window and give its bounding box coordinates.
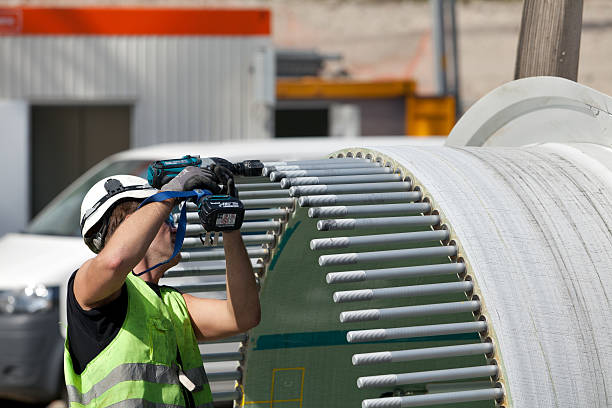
[26,160,150,237]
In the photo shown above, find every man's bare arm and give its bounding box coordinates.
[183,231,261,341]
[74,199,174,310]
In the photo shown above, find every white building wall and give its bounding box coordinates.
[0,100,28,237]
[0,36,274,146]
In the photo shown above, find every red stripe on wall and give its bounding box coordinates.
[0,8,270,36]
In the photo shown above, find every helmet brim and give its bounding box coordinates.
[81,187,156,238]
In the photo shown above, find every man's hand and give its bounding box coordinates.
[211,164,239,198]
[161,166,221,193]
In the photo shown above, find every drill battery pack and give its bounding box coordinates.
[198,195,245,232]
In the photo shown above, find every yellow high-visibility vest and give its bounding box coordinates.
[64,273,214,407]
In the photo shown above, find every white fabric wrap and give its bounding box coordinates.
[368,144,612,407]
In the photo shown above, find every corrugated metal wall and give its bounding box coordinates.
[0,36,274,146]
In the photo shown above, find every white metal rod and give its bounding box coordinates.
[181,247,268,261]
[182,234,275,248]
[235,182,281,190]
[357,365,498,389]
[242,198,295,208]
[425,380,495,393]
[200,333,247,344]
[181,209,288,222]
[352,343,493,365]
[319,246,456,267]
[299,192,422,207]
[308,203,431,218]
[212,390,242,402]
[311,230,448,251]
[317,215,440,231]
[174,282,226,293]
[339,300,480,323]
[333,281,473,303]
[186,198,294,210]
[270,167,391,181]
[165,261,263,278]
[262,158,367,167]
[244,208,290,220]
[239,189,291,199]
[281,173,401,188]
[263,161,379,176]
[361,387,503,408]
[185,202,198,211]
[326,263,465,284]
[290,182,411,197]
[185,221,281,236]
[346,321,487,343]
[201,352,244,363]
[207,370,242,382]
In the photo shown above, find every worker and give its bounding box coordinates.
[64,166,261,407]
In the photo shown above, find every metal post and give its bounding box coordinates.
[165,261,264,278]
[361,387,503,408]
[352,342,493,365]
[311,230,449,251]
[431,0,447,96]
[339,300,480,323]
[316,215,440,231]
[326,263,465,284]
[290,182,411,197]
[173,282,227,293]
[333,281,472,303]
[263,161,379,176]
[270,167,391,181]
[181,247,269,261]
[201,351,244,362]
[281,173,401,188]
[185,221,281,236]
[242,198,295,208]
[299,192,422,207]
[319,245,456,267]
[262,158,367,167]
[346,321,487,343]
[308,203,431,218]
[356,365,498,388]
[515,0,583,81]
[239,189,291,199]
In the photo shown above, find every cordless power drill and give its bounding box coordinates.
[147,155,263,232]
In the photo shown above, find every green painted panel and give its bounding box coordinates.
[242,205,494,408]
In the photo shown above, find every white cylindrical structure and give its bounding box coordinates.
[340,140,612,407]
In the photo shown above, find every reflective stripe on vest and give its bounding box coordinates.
[64,274,214,408]
[66,362,181,404]
[105,400,212,408]
[65,363,214,406]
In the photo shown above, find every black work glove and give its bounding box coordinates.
[210,163,239,198]
[161,166,221,194]
[209,157,235,173]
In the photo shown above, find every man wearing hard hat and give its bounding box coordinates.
[64,166,260,407]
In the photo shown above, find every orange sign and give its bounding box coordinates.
[0,8,270,36]
[0,9,22,34]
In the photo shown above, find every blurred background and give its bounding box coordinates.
[0,1,608,406]
[0,0,610,236]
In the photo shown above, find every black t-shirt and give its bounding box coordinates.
[66,270,166,374]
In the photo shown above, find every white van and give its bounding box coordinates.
[0,137,442,405]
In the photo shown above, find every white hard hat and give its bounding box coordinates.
[80,175,156,253]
